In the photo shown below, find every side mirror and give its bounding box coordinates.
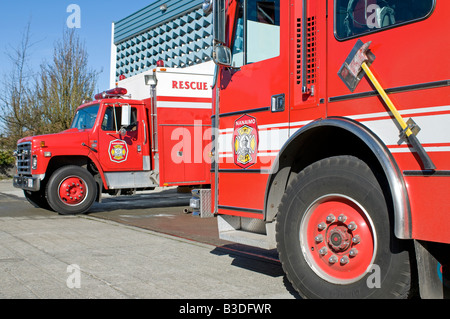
[121,104,131,127]
[213,44,232,67]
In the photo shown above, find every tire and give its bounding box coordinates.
[24,189,51,210]
[276,156,412,299]
[46,165,97,215]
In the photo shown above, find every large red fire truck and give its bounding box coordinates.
[204,0,450,298]
[13,63,214,215]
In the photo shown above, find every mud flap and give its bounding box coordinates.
[414,240,450,299]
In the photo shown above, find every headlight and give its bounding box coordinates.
[32,155,38,170]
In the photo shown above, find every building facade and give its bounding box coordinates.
[110,0,213,87]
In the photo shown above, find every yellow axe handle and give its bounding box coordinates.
[361,62,413,137]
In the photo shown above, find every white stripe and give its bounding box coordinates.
[217,105,450,155]
[349,105,450,120]
[390,146,450,153]
[218,105,450,133]
[157,101,212,109]
[257,152,279,157]
[219,128,234,134]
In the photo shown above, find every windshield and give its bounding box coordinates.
[71,104,100,130]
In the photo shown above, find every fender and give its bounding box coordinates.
[264,116,412,240]
[87,152,108,190]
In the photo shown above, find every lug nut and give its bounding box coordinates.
[329,255,338,264]
[348,222,357,231]
[338,214,347,222]
[318,222,327,231]
[352,235,361,244]
[319,247,328,256]
[315,234,323,243]
[349,248,358,257]
[326,214,336,223]
[340,256,349,265]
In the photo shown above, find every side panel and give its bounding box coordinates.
[326,0,450,243]
[216,0,291,219]
[96,101,146,172]
[156,69,213,186]
[406,175,450,243]
[159,123,211,186]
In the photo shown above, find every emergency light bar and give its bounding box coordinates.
[94,87,128,100]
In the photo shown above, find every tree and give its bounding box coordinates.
[0,26,100,149]
[36,28,100,133]
[0,22,39,149]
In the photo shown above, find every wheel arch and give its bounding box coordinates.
[46,155,105,201]
[264,117,412,240]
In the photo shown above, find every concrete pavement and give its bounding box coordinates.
[0,179,297,299]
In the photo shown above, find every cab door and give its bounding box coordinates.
[96,102,144,172]
[216,0,290,218]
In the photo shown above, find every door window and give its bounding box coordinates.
[335,0,435,39]
[231,0,280,67]
[101,105,138,132]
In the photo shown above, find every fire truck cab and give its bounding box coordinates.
[13,63,214,215]
[206,0,449,298]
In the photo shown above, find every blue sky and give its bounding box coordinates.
[0,1,155,92]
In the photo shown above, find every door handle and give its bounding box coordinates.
[142,120,147,144]
[271,94,285,112]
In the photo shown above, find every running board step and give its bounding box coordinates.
[218,215,276,250]
[219,230,276,250]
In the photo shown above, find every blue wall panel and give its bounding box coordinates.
[113,1,213,80]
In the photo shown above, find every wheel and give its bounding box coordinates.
[46,165,97,215]
[24,189,51,210]
[276,156,412,299]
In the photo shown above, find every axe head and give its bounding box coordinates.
[338,39,376,92]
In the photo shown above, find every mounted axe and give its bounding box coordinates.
[338,40,436,170]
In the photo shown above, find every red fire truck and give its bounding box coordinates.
[204,0,450,298]
[13,63,214,215]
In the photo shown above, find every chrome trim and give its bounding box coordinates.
[104,171,158,189]
[15,142,32,175]
[214,83,220,214]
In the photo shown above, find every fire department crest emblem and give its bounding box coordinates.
[233,114,258,169]
[109,139,128,163]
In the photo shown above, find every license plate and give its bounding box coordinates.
[27,178,33,188]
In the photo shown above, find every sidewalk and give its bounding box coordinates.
[0,178,23,198]
[0,179,296,299]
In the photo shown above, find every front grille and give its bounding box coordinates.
[16,142,32,175]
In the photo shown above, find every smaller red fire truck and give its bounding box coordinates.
[13,63,214,215]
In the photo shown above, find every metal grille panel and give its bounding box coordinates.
[16,142,32,175]
[114,6,213,81]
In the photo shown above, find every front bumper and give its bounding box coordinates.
[13,175,40,192]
